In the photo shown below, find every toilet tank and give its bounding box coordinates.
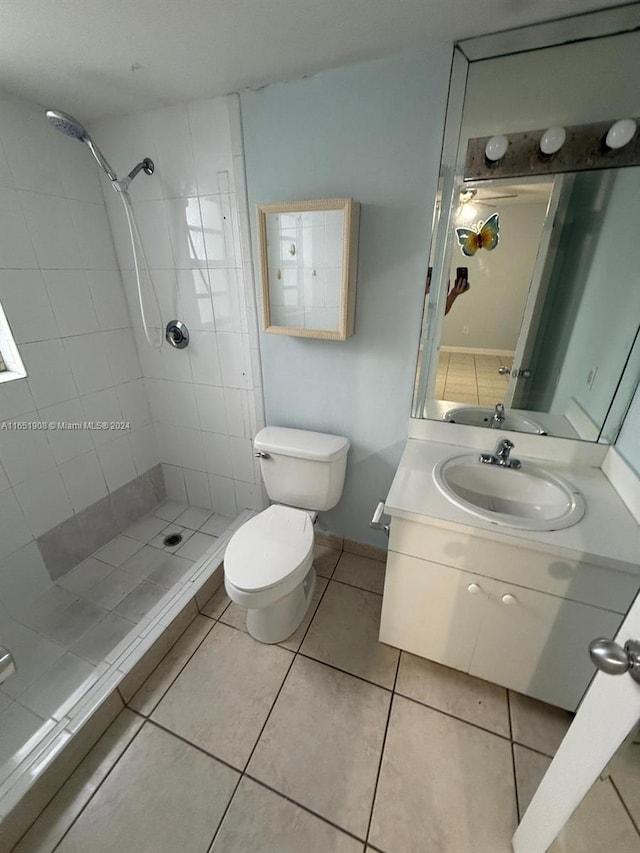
[254,427,350,512]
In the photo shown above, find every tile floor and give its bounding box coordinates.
[14,544,574,853]
[0,502,234,789]
[435,350,513,406]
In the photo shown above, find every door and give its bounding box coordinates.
[505,174,573,408]
[512,588,640,853]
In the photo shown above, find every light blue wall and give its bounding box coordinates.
[241,48,451,544]
[616,382,640,475]
[526,169,640,431]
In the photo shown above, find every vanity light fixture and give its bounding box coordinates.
[539,126,566,156]
[604,118,637,150]
[484,134,509,163]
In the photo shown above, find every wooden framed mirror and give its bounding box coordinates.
[257,198,359,340]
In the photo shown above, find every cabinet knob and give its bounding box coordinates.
[501,593,517,605]
[467,583,482,594]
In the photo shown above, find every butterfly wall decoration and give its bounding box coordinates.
[455,212,500,257]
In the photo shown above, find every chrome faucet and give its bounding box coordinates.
[480,438,521,469]
[490,402,505,429]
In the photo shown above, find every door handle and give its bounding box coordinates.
[589,638,640,683]
[0,647,15,685]
[498,366,531,378]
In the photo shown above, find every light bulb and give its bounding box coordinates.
[605,118,637,150]
[539,126,566,155]
[484,135,509,162]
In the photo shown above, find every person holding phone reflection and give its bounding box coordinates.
[426,266,471,315]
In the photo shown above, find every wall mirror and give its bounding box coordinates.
[257,198,359,340]
[412,14,640,443]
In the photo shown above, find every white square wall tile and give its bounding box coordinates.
[184,468,212,509]
[0,377,36,419]
[96,435,137,491]
[23,339,78,409]
[117,379,151,429]
[81,388,123,447]
[69,200,119,270]
[38,399,94,464]
[229,436,255,482]
[42,269,99,337]
[176,427,205,472]
[200,193,236,267]
[14,468,73,537]
[217,332,251,389]
[210,268,247,333]
[59,450,108,512]
[188,330,222,386]
[0,188,38,268]
[204,432,232,477]
[128,424,160,475]
[20,191,82,270]
[208,474,237,517]
[177,268,214,332]
[188,97,234,196]
[0,409,57,485]
[0,269,58,344]
[87,270,131,331]
[195,384,227,433]
[64,333,113,395]
[130,199,175,269]
[0,490,32,561]
[152,103,198,199]
[223,388,250,437]
[107,329,142,385]
[166,197,207,269]
[162,464,187,503]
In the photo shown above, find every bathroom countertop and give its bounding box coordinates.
[385,438,640,574]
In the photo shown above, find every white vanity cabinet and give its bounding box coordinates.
[380,518,633,711]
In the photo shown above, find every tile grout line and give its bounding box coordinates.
[202,551,339,851]
[507,691,522,821]
[364,649,402,848]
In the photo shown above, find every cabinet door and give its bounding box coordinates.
[469,582,623,711]
[380,551,488,671]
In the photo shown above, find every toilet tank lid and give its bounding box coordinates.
[254,427,350,462]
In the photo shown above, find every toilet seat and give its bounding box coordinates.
[224,504,314,593]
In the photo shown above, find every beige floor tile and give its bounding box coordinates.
[333,552,386,595]
[314,543,342,578]
[548,777,640,853]
[13,710,144,853]
[369,695,517,853]
[219,599,248,632]
[210,777,364,853]
[248,656,391,839]
[55,723,238,853]
[279,576,328,651]
[152,622,293,768]
[128,614,214,716]
[301,581,399,688]
[509,691,573,756]
[513,744,551,818]
[201,585,231,619]
[396,653,510,737]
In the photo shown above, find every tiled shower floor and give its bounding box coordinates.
[0,502,234,789]
[13,545,574,853]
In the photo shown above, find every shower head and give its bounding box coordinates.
[46,108,118,182]
[45,109,87,140]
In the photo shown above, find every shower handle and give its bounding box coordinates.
[165,320,189,349]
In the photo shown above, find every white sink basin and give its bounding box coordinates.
[433,454,585,530]
[443,406,546,434]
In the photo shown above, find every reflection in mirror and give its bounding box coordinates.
[547,724,640,852]
[413,29,640,442]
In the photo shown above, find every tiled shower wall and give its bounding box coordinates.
[0,91,155,604]
[92,95,267,517]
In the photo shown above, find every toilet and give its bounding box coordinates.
[224,426,350,643]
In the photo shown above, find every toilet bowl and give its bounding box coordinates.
[222,426,350,643]
[224,505,316,643]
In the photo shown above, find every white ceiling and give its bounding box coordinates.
[0,0,628,121]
